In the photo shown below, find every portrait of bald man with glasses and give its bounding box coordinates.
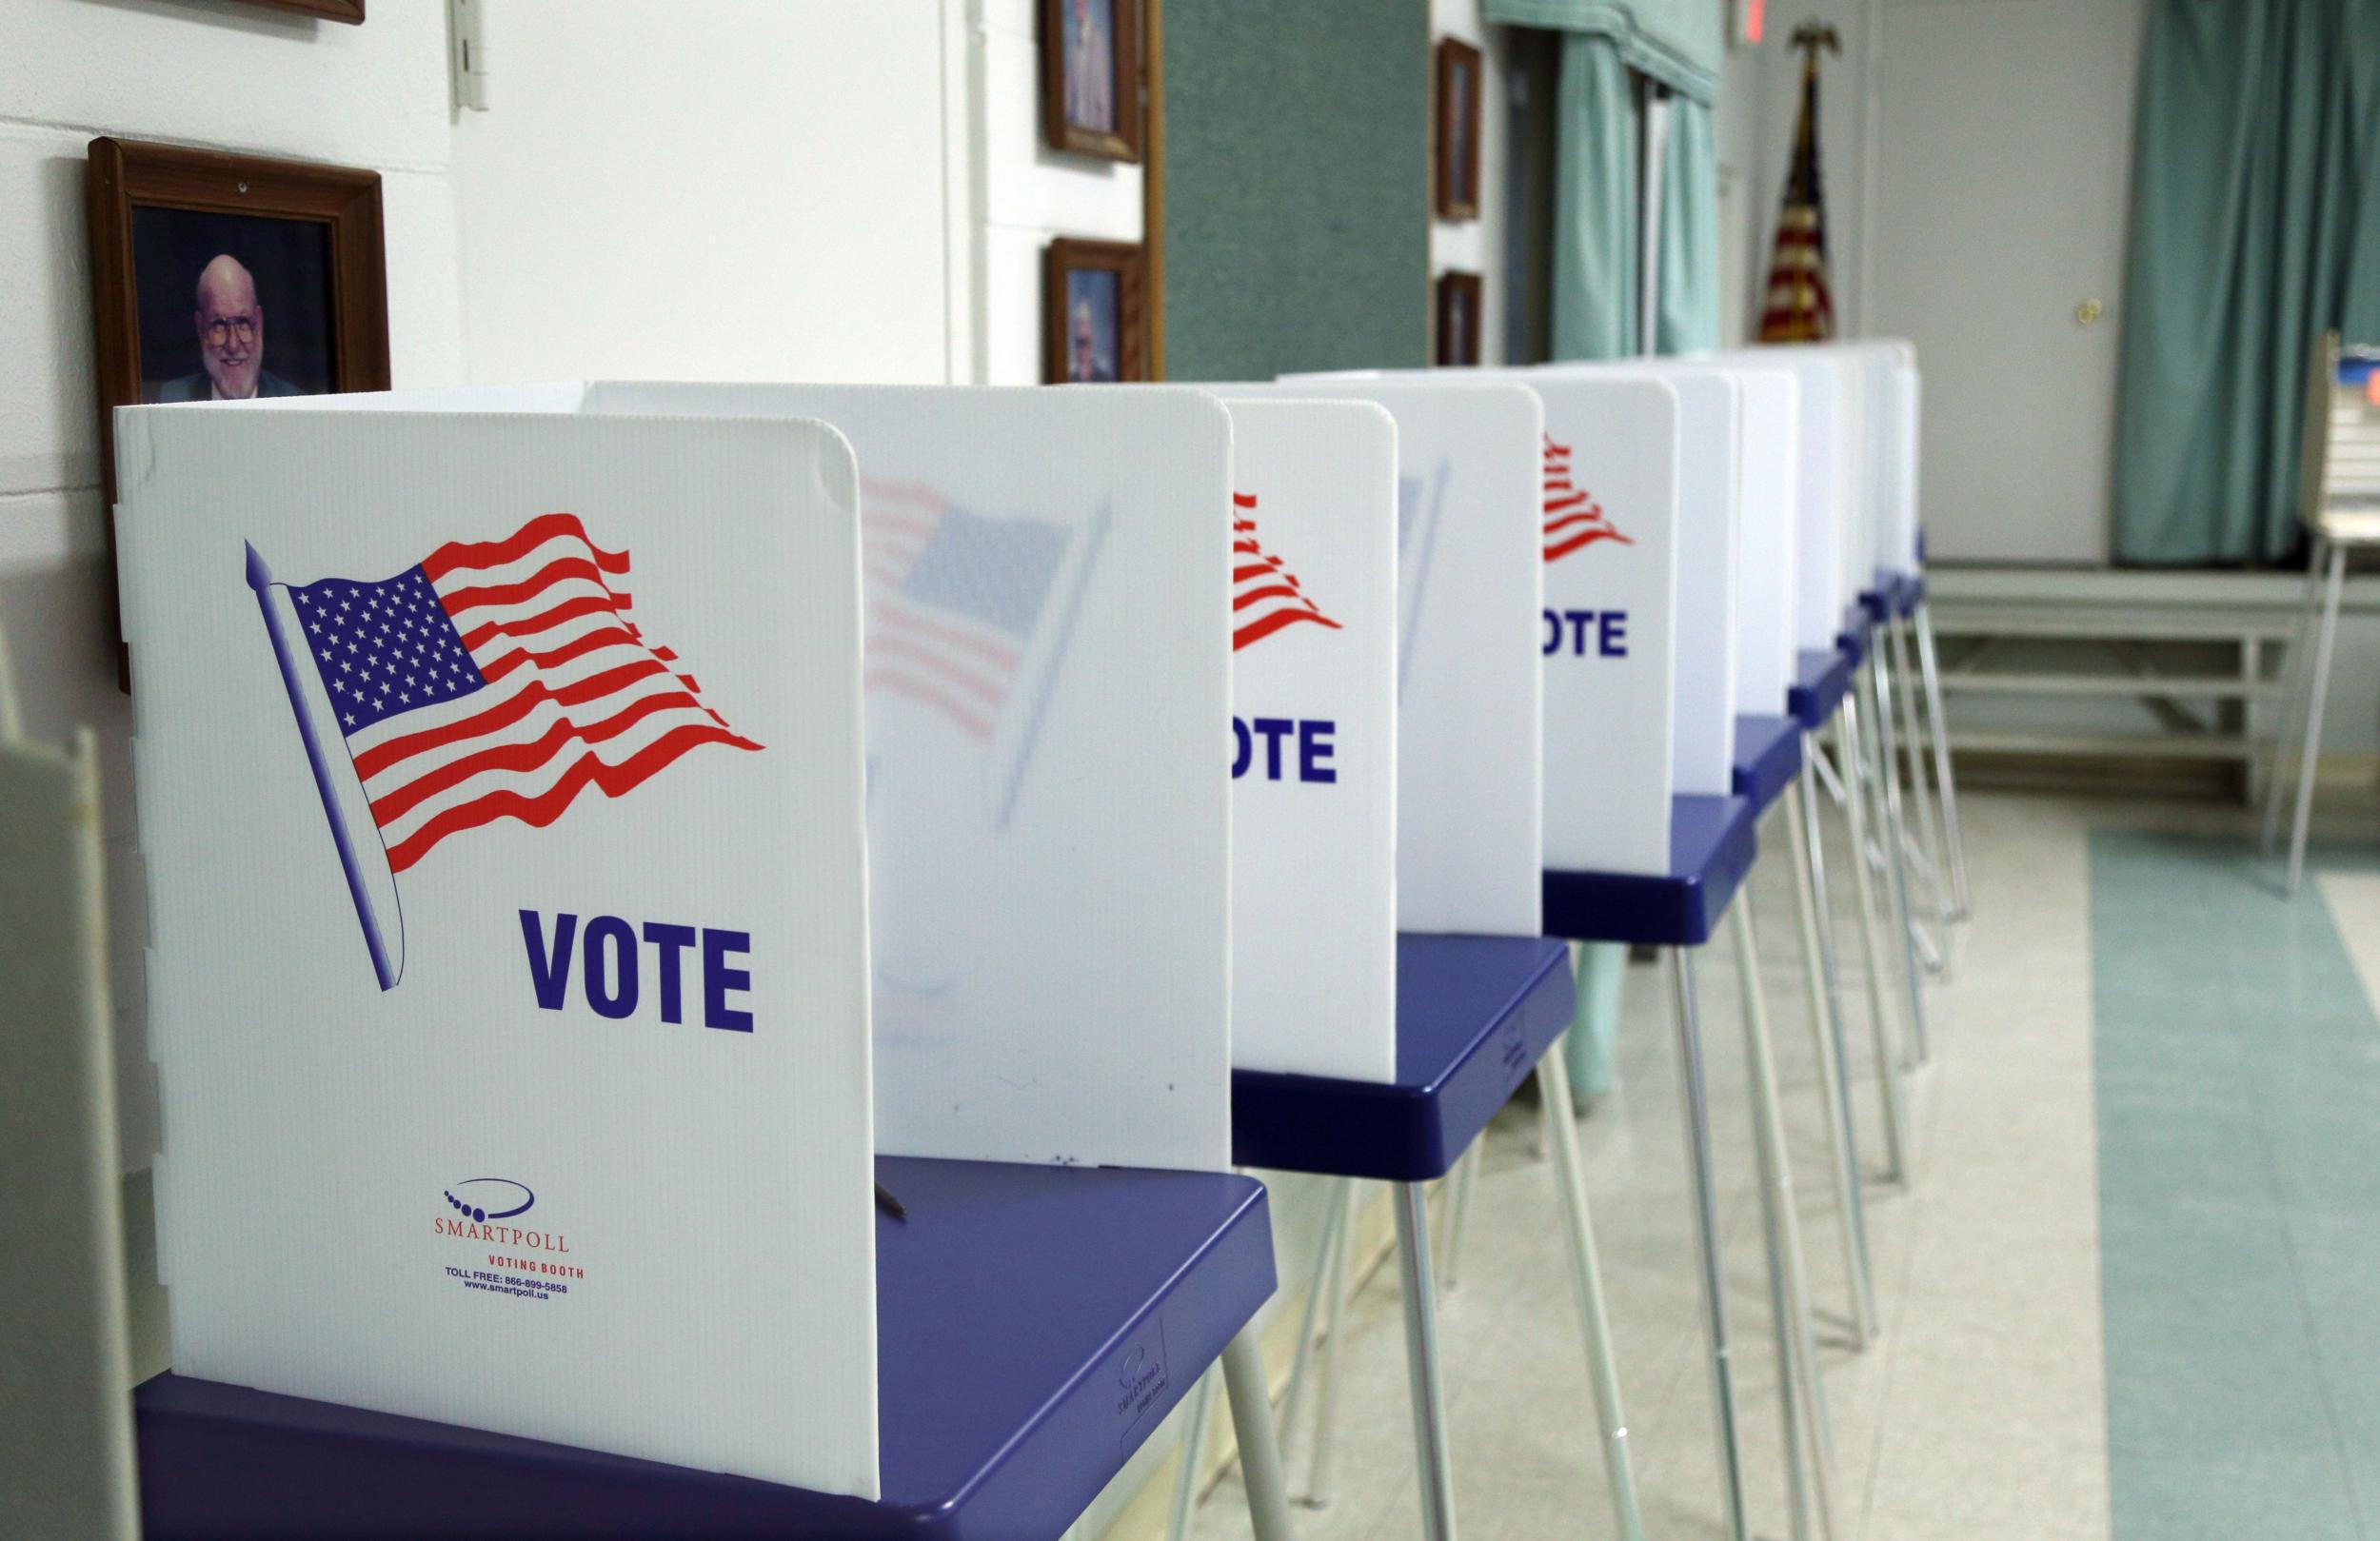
[147,253,306,403]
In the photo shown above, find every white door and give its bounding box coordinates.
[1867,0,2148,565]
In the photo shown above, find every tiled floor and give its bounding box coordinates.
[1175,788,2380,1541]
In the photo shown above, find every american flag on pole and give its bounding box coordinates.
[246,513,759,989]
[1232,492,1340,651]
[1542,435,1635,563]
[1758,27,1837,343]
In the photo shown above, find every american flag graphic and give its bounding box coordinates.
[268,514,758,877]
[862,481,1074,742]
[1757,30,1836,344]
[1542,436,1634,563]
[1233,492,1340,651]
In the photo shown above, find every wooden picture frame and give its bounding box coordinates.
[1042,0,1142,162]
[87,136,390,681]
[1436,270,1483,366]
[247,0,367,20]
[1044,239,1147,384]
[1435,37,1483,221]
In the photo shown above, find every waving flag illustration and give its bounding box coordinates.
[1542,435,1634,563]
[246,513,761,992]
[861,479,1108,830]
[1232,492,1340,651]
[1396,462,1451,695]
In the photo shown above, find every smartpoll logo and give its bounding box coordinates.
[1539,436,1633,661]
[435,1175,582,1301]
[247,515,763,994]
[442,1177,534,1224]
[1230,493,1340,785]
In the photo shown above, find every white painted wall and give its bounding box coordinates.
[0,0,470,1172]
[1432,0,1509,365]
[452,1,961,385]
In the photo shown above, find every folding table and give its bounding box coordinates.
[1232,934,1643,1541]
[134,1157,1292,1541]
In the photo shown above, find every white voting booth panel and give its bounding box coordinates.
[1217,398,1398,1083]
[1701,348,1853,656]
[1892,365,1922,575]
[1401,369,1686,877]
[1734,369,1802,716]
[586,383,1235,1172]
[1256,378,1543,935]
[1537,361,1740,794]
[116,405,883,1496]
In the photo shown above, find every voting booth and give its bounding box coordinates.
[1258,378,1545,936]
[1216,396,1399,1083]
[110,385,1293,1538]
[1701,348,1859,657]
[1479,370,1684,879]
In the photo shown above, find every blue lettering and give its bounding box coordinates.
[1539,608,1631,658]
[704,929,754,1033]
[1253,717,1294,780]
[1229,717,1340,783]
[643,921,697,1024]
[1300,721,1337,783]
[583,916,638,1020]
[520,910,577,1012]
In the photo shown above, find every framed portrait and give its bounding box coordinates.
[1436,270,1482,367]
[1044,239,1147,384]
[1435,37,1483,221]
[246,0,366,19]
[1042,0,1141,162]
[87,136,389,677]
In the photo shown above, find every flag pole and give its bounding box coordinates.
[246,543,401,991]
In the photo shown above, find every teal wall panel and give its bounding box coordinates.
[1161,0,1431,382]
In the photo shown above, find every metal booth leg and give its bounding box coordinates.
[1911,599,1972,922]
[1221,1326,1299,1541]
[1783,789,1878,1345]
[1438,1142,1481,1292]
[1669,948,1752,1541]
[2287,541,2350,898]
[1537,1035,1649,1541]
[1166,1369,1220,1541]
[1732,898,1840,1541]
[2263,538,2330,859]
[1394,1183,1460,1541]
[1860,651,1933,1068]
[1834,693,1914,1180]
[1889,616,1956,971]
[1276,1179,1350,1472]
[1302,1179,1356,1508]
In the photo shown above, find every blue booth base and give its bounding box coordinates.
[1541,793,1758,950]
[134,1156,1275,1541]
[1732,713,1804,817]
[1788,647,1856,733]
[1231,933,1574,1184]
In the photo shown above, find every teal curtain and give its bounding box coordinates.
[1553,32,1638,360]
[1483,0,1724,105]
[2113,0,2380,564]
[1655,96,1719,353]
